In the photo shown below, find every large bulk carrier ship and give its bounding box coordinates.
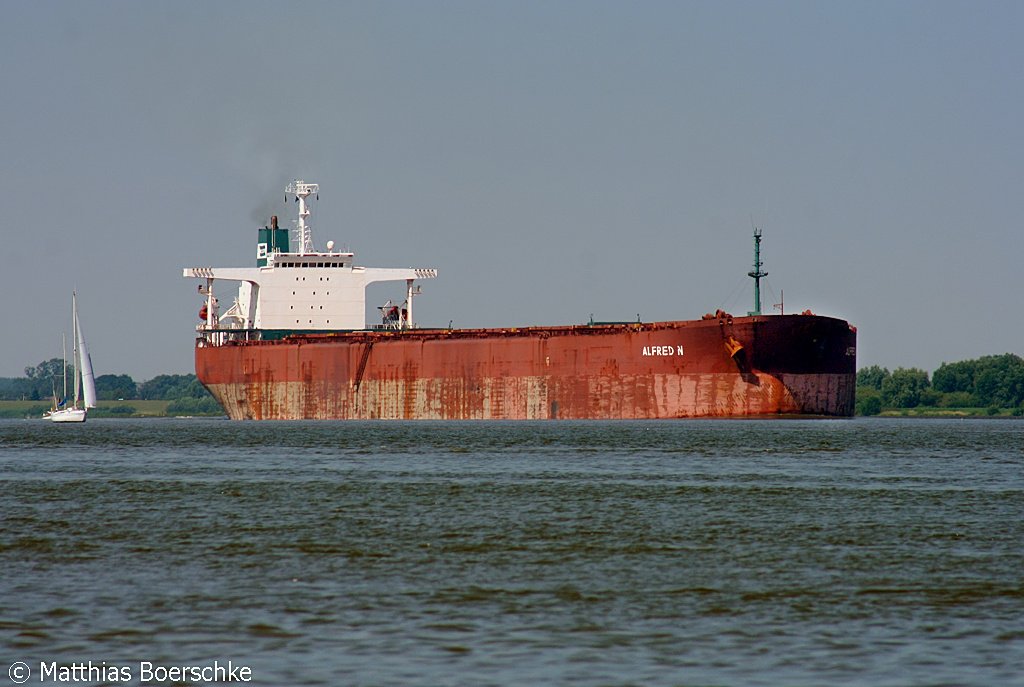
[184,180,856,420]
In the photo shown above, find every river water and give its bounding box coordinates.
[1,418,1022,686]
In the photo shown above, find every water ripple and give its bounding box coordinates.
[1,418,1022,686]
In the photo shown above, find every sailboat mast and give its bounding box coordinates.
[73,292,81,408]
[62,332,67,403]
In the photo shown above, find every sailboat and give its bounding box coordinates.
[45,292,96,423]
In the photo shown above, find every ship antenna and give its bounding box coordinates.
[747,227,767,316]
[285,180,320,254]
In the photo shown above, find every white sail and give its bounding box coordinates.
[76,311,97,408]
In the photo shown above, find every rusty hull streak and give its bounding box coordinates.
[196,315,856,420]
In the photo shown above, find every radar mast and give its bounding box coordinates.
[748,228,767,316]
[286,180,319,254]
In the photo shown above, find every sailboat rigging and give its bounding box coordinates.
[44,292,96,423]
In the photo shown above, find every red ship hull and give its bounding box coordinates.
[195,314,856,420]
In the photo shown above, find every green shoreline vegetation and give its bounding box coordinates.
[0,360,224,418]
[3,353,1022,419]
[855,353,1024,418]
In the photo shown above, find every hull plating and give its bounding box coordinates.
[196,315,856,420]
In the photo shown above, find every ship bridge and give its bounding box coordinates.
[183,180,436,337]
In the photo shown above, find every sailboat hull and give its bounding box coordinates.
[47,408,87,423]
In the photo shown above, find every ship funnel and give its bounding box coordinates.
[258,215,290,267]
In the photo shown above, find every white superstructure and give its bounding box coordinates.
[184,180,436,334]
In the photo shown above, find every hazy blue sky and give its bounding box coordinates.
[2,1,1020,381]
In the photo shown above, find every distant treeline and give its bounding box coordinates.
[0,358,213,403]
[857,353,1024,416]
